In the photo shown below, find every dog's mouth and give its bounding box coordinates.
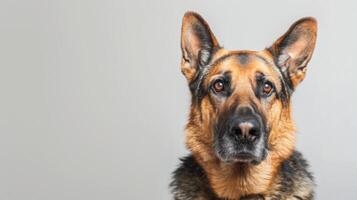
[231,152,256,163]
[219,151,259,164]
[214,133,268,165]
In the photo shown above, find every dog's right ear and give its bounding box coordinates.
[181,12,219,81]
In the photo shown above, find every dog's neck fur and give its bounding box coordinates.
[185,104,296,199]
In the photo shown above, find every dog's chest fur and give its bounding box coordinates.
[170,151,314,200]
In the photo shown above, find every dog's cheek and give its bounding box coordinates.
[265,100,283,131]
[201,98,212,123]
[201,98,217,145]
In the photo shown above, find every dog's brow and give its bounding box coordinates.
[252,54,272,66]
[210,53,235,67]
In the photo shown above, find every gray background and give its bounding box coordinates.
[0,0,356,199]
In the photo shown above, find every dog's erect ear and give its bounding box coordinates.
[269,17,317,89]
[181,12,219,81]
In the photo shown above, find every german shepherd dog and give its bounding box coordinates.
[171,12,317,200]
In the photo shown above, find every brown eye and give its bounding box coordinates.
[263,82,273,95]
[213,80,225,93]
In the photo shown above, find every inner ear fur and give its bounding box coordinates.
[269,17,317,89]
[181,12,220,81]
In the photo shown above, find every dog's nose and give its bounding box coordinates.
[233,120,261,140]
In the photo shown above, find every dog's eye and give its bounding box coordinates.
[262,82,273,95]
[213,79,225,93]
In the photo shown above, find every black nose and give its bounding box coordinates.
[233,119,261,140]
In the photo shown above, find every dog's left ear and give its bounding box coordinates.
[269,17,317,89]
[180,12,219,82]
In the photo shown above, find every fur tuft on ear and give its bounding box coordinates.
[181,12,220,82]
[269,17,317,89]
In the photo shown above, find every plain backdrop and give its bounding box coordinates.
[1,0,356,199]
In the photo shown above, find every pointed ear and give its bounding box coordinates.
[180,12,219,81]
[269,17,317,89]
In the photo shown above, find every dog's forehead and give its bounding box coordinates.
[209,49,277,77]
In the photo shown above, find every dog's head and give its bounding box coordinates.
[181,12,317,165]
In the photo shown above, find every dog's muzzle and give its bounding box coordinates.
[214,106,268,164]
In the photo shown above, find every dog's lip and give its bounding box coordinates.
[234,153,256,162]
[222,152,257,163]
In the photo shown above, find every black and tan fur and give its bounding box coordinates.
[170,12,317,200]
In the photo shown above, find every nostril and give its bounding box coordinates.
[249,127,260,137]
[233,127,242,136]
